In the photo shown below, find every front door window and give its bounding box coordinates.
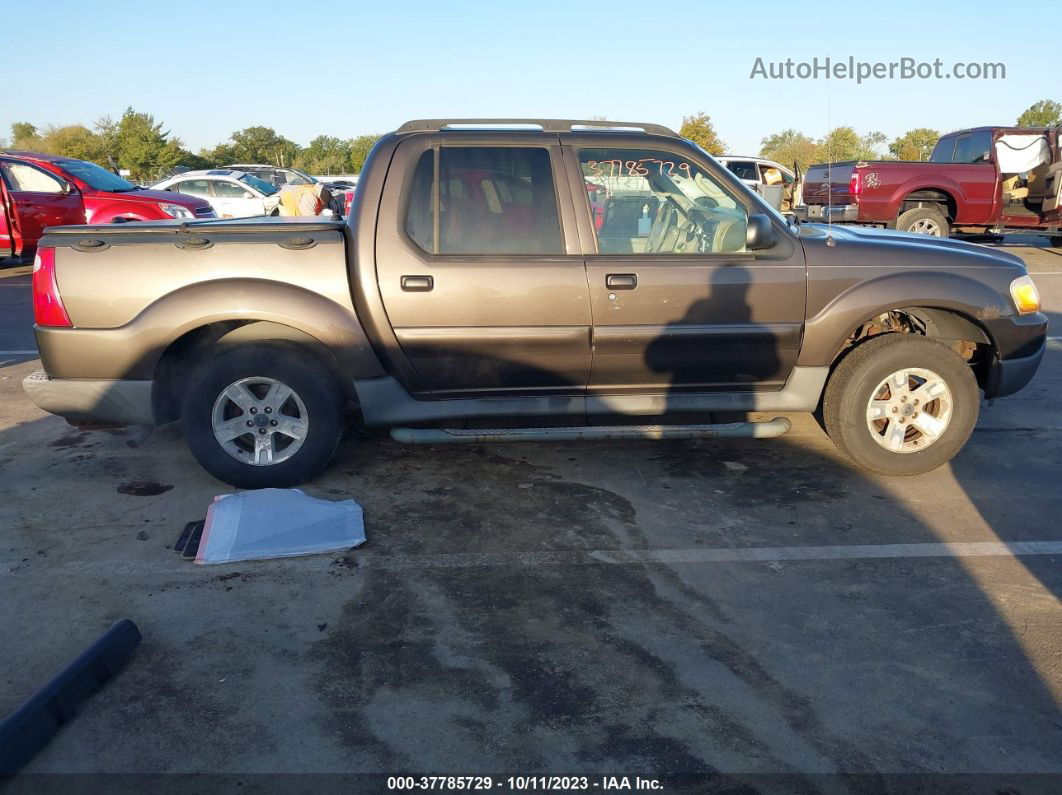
[579,149,747,254]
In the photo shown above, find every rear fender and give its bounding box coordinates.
[36,278,385,380]
[885,177,965,219]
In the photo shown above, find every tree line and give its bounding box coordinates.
[4,99,1059,183]
[679,99,1060,173]
[3,107,381,182]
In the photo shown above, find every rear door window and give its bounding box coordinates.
[949,136,972,164]
[403,147,563,255]
[174,179,214,197]
[930,137,957,163]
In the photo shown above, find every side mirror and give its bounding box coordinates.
[60,181,74,195]
[746,213,776,250]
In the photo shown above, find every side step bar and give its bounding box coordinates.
[390,418,791,445]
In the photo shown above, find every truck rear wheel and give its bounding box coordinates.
[823,334,979,476]
[896,206,950,237]
[181,343,344,488]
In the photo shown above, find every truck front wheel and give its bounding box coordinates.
[823,334,979,476]
[181,343,344,488]
[896,206,950,237]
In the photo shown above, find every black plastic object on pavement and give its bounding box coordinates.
[0,619,142,774]
[174,520,205,559]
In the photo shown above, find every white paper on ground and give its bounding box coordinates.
[195,488,365,564]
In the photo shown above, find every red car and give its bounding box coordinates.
[795,125,1062,244]
[1,151,214,261]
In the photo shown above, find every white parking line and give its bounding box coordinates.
[5,540,1059,578]
[361,540,1062,569]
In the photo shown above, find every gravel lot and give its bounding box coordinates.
[1,238,1060,791]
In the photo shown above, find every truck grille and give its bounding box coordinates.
[193,207,215,217]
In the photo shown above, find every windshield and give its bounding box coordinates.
[283,169,315,186]
[238,173,279,195]
[56,159,137,191]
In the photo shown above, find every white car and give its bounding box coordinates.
[717,156,801,211]
[152,169,281,219]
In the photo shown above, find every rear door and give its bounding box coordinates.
[0,159,83,252]
[373,135,592,396]
[567,141,806,394]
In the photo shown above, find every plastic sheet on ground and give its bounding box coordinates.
[196,488,365,564]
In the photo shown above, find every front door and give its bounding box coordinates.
[374,136,591,397]
[0,160,83,253]
[569,144,806,394]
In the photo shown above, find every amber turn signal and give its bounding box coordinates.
[1009,275,1041,315]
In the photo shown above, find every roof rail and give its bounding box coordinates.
[396,118,680,138]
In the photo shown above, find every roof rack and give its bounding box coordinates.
[396,118,680,138]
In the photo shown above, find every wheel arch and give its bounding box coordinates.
[898,188,957,222]
[152,318,373,424]
[800,273,1008,390]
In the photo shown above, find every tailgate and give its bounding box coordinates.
[801,162,856,206]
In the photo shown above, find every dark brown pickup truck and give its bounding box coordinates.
[23,119,1048,487]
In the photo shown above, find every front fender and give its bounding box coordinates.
[798,270,1011,366]
[35,278,385,381]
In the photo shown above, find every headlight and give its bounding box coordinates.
[1009,275,1041,315]
[158,202,195,219]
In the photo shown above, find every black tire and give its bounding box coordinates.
[895,206,950,238]
[181,343,344,488]
[1050,236,1062,248]
[823,334,979,476]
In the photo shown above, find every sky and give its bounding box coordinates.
[2,0,1054,156]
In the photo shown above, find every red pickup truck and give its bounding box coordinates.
[1,151,215,261]
[795,126,1062,245]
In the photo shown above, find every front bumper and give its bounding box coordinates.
[22,370,155,426]
[986,339,1046,398]
[794,204,859,223]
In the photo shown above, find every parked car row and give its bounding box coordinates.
[151,170,282,219]
[5,121,1061,262]
[1,151,214,260]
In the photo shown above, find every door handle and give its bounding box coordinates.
[401,275,434,292]
[606,273,637,290]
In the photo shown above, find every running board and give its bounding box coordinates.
[390,418,791,445]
